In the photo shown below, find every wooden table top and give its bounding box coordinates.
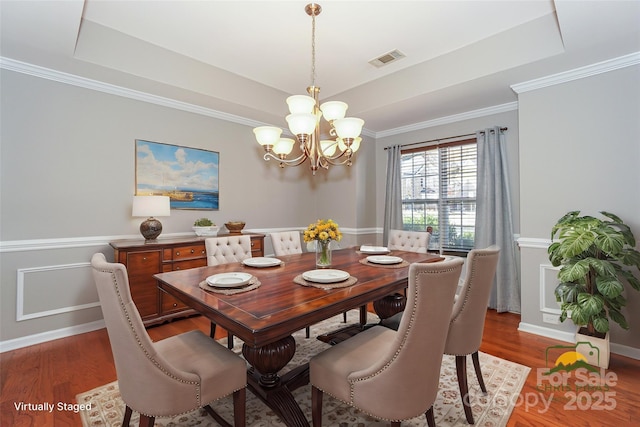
[155,248,442,347]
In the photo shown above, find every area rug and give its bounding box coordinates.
[77,311,529,427]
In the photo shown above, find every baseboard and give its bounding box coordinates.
[518,321,640,361]
[0,319,105,353]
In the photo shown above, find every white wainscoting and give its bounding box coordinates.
[17,262,99,321]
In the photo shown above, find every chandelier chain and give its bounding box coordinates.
[311,10,316,87]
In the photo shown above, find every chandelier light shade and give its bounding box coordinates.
[253,3,365,174]
[132,195,170,241]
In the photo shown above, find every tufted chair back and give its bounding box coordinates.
[387,229,430,253]
[270,231,303,256]
[90,253,247,426]
[310,257,463,424]
[206,236,253,265]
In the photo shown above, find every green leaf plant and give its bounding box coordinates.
[549,211,640,337]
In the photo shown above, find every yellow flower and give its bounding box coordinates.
[303,219,342,243]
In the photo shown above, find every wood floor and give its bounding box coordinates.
[1,310,638,426]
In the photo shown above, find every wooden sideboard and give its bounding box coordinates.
[110,233,265,326]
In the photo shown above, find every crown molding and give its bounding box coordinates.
[375,102,519,139]
[511,51,640,94]
[0,56,265,128]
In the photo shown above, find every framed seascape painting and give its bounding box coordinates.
[135,140,219,210]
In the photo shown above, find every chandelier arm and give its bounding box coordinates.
[319,148,352,162]
[319,152,354,167]
[263,151,310,167]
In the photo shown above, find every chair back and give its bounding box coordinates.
[206,235,253,265]
[270,231,303,256]
[90,253,201,414]
[387,229,430,253]
[351,257,463,415]
[444,246,500,355]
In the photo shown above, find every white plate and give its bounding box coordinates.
[242,257,282,268]
[366,255,403,265]
[206,272,253,288]
[302,269,350,284]
[360,245,390,254]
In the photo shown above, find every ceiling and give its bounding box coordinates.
[1,1,639,136]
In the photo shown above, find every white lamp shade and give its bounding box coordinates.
[286,95,316,114]
[273,138,295,155]
[320,101,348,121]
[253,126,283,146]
[286,113,316,136]
[132,196,170,217]
[338,136,362,153]
[333,117,364,139]
[320,139,337,156]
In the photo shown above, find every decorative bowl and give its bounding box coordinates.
[225,221,246,234]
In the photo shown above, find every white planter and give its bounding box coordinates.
[192,226,219,236]
[575,328,610,369]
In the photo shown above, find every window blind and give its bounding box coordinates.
[400,138,477,251]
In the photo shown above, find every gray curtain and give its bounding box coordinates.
[475,127,520,313]
[383,145,403,246]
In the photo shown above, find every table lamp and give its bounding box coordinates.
[132,195,170,241]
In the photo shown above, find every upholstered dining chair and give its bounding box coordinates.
[442,246,500,424]
[206,235,253,266]
[90,253,247,427]
[310,257,464,427]
[387,229,430,253]
[381,246,500,425]
[205,235,254,348]
[270,230,303,256]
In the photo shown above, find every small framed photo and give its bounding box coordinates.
[135,139,219,210]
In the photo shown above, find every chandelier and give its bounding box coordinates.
[253,3,364,175]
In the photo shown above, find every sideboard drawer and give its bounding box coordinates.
[126,251,161,276]
[173,244,207,261]
[173,258,207,271]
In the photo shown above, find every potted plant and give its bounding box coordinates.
[193,218,218,236]
[548,211,640,367]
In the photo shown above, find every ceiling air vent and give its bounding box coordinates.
[368,49,406,68]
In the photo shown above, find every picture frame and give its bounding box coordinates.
[135,139,219,210]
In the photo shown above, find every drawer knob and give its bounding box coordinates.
[173,303,177,307]
[251,242,254,247]
[176,251,180,256]
[190,249,194,254]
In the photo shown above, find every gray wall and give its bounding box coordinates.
[2,59,639,359]
[517,64,640,354]
[0,69,370,347]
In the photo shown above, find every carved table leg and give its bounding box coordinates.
[373,292,407,320]
[242,336,310,427]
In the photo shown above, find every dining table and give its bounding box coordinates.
[154,247,443,427]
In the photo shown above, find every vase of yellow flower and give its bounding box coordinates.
[303,219,342,268]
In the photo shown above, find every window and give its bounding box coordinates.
[400,138,477,252]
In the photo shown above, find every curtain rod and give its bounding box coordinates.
[383,127,508,150]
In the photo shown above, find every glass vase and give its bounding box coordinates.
[316,240,332,268]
